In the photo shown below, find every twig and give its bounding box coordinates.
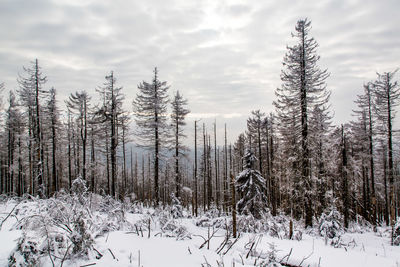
[239,254,244,265]
[0,202,20,230]
[135,225,140,236]
[223,233,241,255]
[203,255,211,267]
[60,243,71,267]
[41,215,55,267]
[148,218,151,238]
[93,247,103,259]
[279,248,293,264]
[216,231,231,254]
[298,250,313,266]
[246,240,255,259]
[199,228,219,249]
[108,248,118,261]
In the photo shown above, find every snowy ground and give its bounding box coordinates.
[0,196,399,267]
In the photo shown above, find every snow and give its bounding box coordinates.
[1,197,399,267]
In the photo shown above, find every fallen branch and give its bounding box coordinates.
[223,233,241,255]
[279,248,293,264]
[298,250,313,266]
[108,248,118,261]
[0,201,20,230]
[199,227,219,249]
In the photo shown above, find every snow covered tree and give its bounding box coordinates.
[273,18,330,227]
[170,90,190,199]
[236,150,268,219]
[309,105,332,215]
[133,67,169,205]
[373,69,399,241]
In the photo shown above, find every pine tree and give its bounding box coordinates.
[309,105,332,215]
[170,90,190,199]
[236,150,268,219]
[133,67,169,205]
[274,19,330,227]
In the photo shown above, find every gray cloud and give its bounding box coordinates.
[0,0,399,142]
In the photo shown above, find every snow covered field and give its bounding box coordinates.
[0,194,399,267]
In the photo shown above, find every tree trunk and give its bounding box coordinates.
[342,125,349,229]
[194,120,198,217]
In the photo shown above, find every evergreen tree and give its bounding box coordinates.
[274,18,330,227]
[133,67,169,205]
[170,90,190,199]
[236,150,267,219]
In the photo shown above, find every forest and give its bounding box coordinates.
[0,18,399,266]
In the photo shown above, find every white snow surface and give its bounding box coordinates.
[0,197,399,267]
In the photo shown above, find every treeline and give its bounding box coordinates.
[0,18,399,235]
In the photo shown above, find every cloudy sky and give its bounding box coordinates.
[0,0,399,143]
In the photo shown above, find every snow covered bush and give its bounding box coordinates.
[71,176,88,205]
[170,193,184,218]
[348,214,373,233]
[237,214,269,233]
[236,150,268,219]
[195,206,226,229]
[319,207,343,239]
[7,179,137,265]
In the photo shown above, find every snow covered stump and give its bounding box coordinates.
[236,150,268,219]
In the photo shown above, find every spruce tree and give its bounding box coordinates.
[133,67,169,205]
[170,90,190,199]
[274,18,330,227]
[236,150,267,219]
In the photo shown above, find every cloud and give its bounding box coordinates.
[0,0,399,142]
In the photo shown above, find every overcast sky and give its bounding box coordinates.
[0,0,399,144]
